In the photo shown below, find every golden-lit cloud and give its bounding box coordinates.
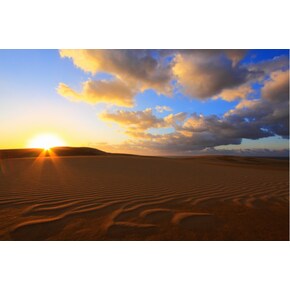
[262,70,289,102]
[60,49,173,95]
[104,68,289,153]
[56,50,289,155]
[97,66,289,153]
[225,50,247,67]
[58,50,287,107]
[99,108,166,130]
[163,112,187,125]
[172,52,249,99]
[99,108,187,139]
[57,79,137,107]
[214,85,253,101]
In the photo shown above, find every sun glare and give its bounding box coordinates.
[28,134,65,150]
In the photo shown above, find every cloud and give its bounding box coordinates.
[57,50,289,155]
[172,50,287,102]
[57,79,137,107]
[59,50,287,106]
[214,84,253,101]
[172,51,250,99]
[93,140,289,157]
[155,105,172,113]
[225,50,248,66]
[248,55,289,75]
[98,109,267,153]
[225,69,289,138]
[99,108,187,139]
[60,49,173,95]
[110,66,289,154]
[262,70,289,102]
[164,112,187,126]
[57,83,82,101]
[214,66,288,101]
[99,108,167,130]
[120,112,278,155]
[199,147,289,157]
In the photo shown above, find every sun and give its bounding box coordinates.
[28,134,66,150]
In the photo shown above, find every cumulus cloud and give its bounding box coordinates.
[57,79,137,107]
[109,67,289,154]
[57,50,289,155]
[172,51,250,99]
[121,108,286,154]
[172,68,289,152]
[99,108,167,131]
[98,108,270,153]
[214,84,253,101]
[172,50,287,102]
[164,112,187,126]
[59,49,253,104]
[225,49,247,66]
[59,49,288,106]
[60,49,173,95]
[224,70,289,138]
[262,70,289,102]
[99,108,187,139]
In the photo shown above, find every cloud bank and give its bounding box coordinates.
[58,49,289,155]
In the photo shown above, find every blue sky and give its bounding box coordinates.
[0,49,288,155]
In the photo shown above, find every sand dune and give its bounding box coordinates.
[0,152,288,240]
[0,147,107,159]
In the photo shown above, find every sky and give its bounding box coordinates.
[0,49,289,156]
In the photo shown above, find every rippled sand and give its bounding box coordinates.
[0,155,288,240]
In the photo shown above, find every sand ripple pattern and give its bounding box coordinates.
[0,155,288,240]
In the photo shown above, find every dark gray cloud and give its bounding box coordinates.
[225,70,289,138]
[172,51,251,99]
[262,70,289,102]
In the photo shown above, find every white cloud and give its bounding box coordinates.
[155,105,172,113]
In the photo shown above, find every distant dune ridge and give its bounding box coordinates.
[0,147,108,159]
[0,147,288,240]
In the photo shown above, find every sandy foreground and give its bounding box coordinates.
[0,154,288,240]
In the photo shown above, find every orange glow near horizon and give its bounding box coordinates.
[27,134,66,150]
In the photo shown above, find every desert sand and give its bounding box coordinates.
[0,148,288,240]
